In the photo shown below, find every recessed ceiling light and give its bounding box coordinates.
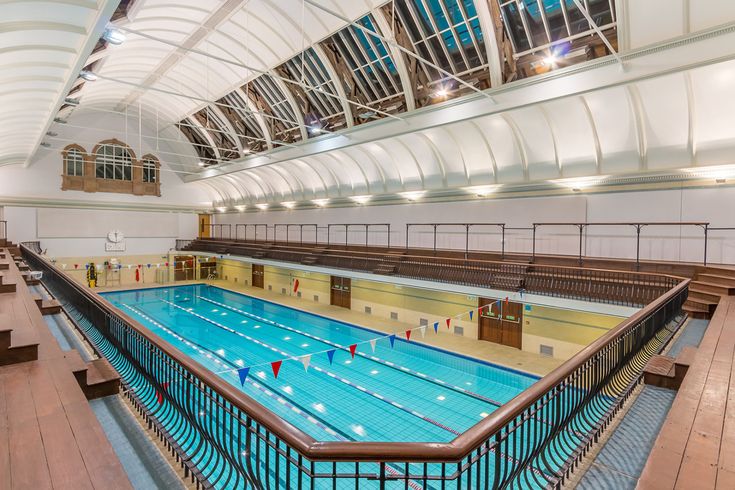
[198,162,206,167]
[235,205,246,212]
[312,198,329,207]
[256,203,269,210]
[434,88,448,97]
[399,191,426,201]
[281,201,296,209]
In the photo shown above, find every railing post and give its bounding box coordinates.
[433,224,437,255]
[532,225,537,262]
[501,224,505,258]
[465,224,470,259]
[703,224,709,266]
[387,224,391,249]
[405,224,409,250]
[578,224,584,266]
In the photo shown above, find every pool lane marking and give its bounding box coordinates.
[197,296,505,407]
[122,303,352,442]
[160,299,465,437]
[124,302,427,490]
[198,295,587,442]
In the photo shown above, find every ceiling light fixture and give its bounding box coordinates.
[281,201,296,209]
[463,185,498,197]
[197,162,206,167]
[103,27,126,45]
[256,203,269,210]
[312,198,329,207]
[399,190,426,201]
[235,205,246,212]
[79,70,98,81]
[350,195,371,205]
[216,207,227,213]
[434,88,449,97]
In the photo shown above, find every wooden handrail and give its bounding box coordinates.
[21,244,688,463]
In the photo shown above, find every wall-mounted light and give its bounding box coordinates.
[256,203,269,210]
[551,176,609,191]
[312,198,329,207]
[434,87,449,97]
[350,195,371,205]
[399,191,426,201]
[281,201,296,209]
[235,205,246,212]
[463,185,498,197]
[79,70,98,81]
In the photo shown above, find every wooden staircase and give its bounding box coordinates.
[684,268,735,319]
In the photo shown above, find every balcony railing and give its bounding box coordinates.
[22,243,687,488]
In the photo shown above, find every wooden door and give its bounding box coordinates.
[174,255,194,281]
[330,276,351,309]
[478,298,523,349]
[252,264,264,288]
[199,214,211,238]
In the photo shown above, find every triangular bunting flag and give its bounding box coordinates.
[505,296,509,304]
[419,325,427,338]
[446,318,451,329]
[300,355,311,372]
[433,321,439,333]
[327,349,336,364]
[389,334,396,348]
[271,360,282,378]
[405,330,412,341]
[369,339,377,352]
[349,344,357,358]
[237,367,250,386]
[469,310,474,320]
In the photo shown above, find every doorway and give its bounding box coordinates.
[252,264,264,288]
[478,298,523,349]
[199,214,211,238]
[330,276,351,309]
[174,256,195,281]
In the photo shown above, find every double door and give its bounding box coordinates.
[174,256,194,281]
[252,264,264,288]
[478,297,523,349]
[330,276,351,309]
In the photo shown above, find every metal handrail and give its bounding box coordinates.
[22,242,688,486]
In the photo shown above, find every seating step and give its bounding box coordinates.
[64,350,121,400]
[643,346,696,390]
[32,296,62,316]
[683,298,718,314]
[0,313,40,366]
[688,285,722,302]
[683,303,711,319]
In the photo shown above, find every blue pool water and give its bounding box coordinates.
[102,284,538,444]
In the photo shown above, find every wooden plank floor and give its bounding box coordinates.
[638,296,735,489]
[0,249,132,489]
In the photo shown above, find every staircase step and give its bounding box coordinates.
[697,273,735,287]
[688,285,722,302]
[684,298,717,314]
[691,280,735,296]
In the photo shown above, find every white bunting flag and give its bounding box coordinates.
[419,325,427,338]
[156,263,161,268]
[369,338,377,353]
[300,354,311,372]
[61,264,67,269]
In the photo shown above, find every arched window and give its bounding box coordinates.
[64,148,85,176]
[142,157,159,183]
[95,142,132,181]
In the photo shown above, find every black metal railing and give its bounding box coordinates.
[22,243,688,489]
[185,239,677,307]
[205,220,735,266]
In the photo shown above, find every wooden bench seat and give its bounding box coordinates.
[638,297,735,489]
[0,271,16,293]
[32,295,61,316]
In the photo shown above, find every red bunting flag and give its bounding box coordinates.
[293,279,300,293]
[271,360,282,378]
[505,296,509,304]
[349,344,357,358]
[446,318,451,329]
[405,329,412,341]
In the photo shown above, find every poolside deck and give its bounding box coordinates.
[0,248,132,489]
[638,292,735,488]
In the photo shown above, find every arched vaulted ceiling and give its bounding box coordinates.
[7,0,735,209]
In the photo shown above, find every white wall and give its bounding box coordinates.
[0,110,212,208]
[214,186,735,265]
[3,206,197,257]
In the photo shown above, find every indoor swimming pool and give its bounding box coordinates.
[101,284,539,444]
